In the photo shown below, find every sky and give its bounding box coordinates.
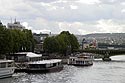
[0,0,125,35]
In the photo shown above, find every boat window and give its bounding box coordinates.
[58,62,61,65]
[29,64,41,68]
[8,62,13,67]
[76,61,78,63]
[40,64,46,68]
[46,64,51,68]
[53,63,56,67]
[0,62,6,68]
[50,63,53,67]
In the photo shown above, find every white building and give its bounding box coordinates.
[7,19,25,30]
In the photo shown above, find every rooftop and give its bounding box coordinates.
[0,60,14,63]
[28,59,62,64]
[14,52,42,58]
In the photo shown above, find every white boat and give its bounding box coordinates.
[68,53,94,66]
[0,60,15,78]
[26,59,63,73]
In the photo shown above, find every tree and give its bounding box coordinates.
[56,33,70,55]
[0,25,35,57]
[0,25,13,57]
[10,29,22,53]
[43,31,79,56]
[0,25,8,54]
[22,29,34,52]
[69,34,79,52]
[43,36,59,53]
[57,31,79,55]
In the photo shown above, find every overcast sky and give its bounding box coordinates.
[0,0,125,35]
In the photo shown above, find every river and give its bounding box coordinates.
[0,55,125,83]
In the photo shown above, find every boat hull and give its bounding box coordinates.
[73,63,93,66]
[26,65,63,73]
[0,67,15,79]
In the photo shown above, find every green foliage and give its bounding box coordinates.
[22,29,34,52]
[0,25,11,54]
[56,34,69,54]
[43,36,59,53]
[43,31,79,55]
[0,25,34,55]
[69,34,79,51]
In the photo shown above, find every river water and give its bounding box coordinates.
[0,55,125,83]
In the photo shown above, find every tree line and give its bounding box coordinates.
[43,31,79,56]
[0,24,34,57]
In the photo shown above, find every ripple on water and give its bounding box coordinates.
[0,62,125,83]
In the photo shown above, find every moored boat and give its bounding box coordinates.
[68,53,94,66]
[26,59,63,73]
[0,60,15,78]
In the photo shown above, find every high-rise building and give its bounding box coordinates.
[7,19,25,30]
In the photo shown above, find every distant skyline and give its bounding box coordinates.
[0,0,125,35]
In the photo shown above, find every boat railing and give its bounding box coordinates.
[75,58,93,61]
[15,62,28,69]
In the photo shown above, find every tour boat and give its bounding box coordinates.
[0,60,15,78]
[68,53,94,66]
[26,59,63,73]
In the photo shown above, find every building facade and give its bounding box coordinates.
[7,20,25,30]
[33,33,49,53]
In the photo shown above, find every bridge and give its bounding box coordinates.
[78,49,125,61]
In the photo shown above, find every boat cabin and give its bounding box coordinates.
[68,53,94,66]
[7,52,42,62]
[0,60,15,68]
[28,59,62,69]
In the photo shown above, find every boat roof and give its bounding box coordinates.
[70,53,93,58]
[26,52,42,58]
[0,60,14,63]
[76,53,93,56]
[28,59,62,64]
[14,52,42,58]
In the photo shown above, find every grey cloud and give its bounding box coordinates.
[9,0,124,23]
[100,0,125,4]
[27,0,58,3]
[1,0,125,34]
[37,3,122,22]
